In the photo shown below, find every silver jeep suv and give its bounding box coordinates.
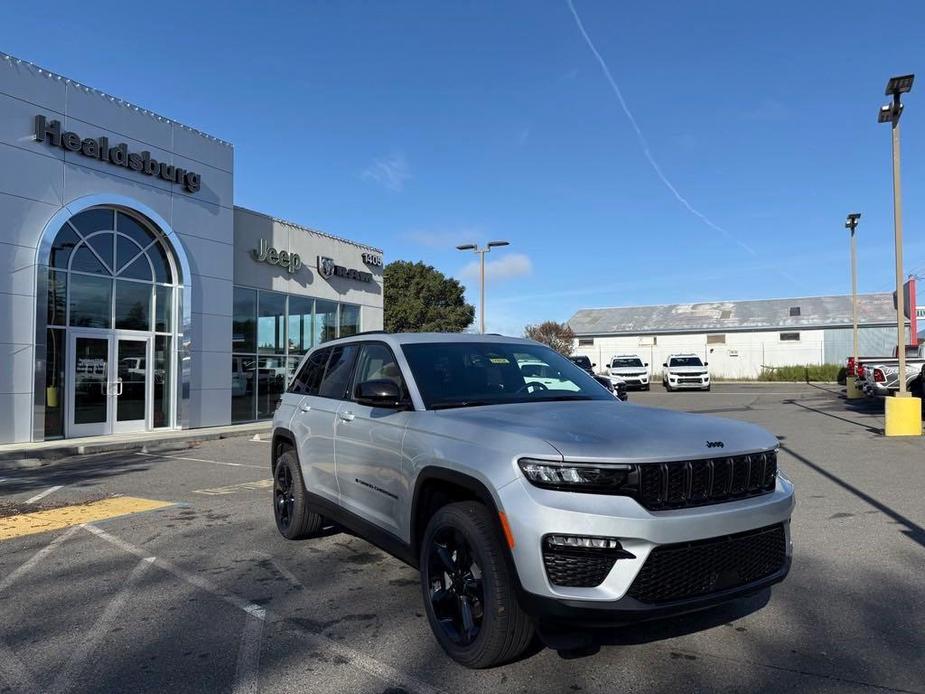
[271,333,794,668]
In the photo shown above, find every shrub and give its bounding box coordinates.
[757,364,842,382]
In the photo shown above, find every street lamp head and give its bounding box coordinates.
[885,74,914,96]
[878,103,897,123]
[486,240,510,249]
[845,213,861,231]
[455,244,477,251]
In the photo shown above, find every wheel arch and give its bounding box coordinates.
[271,428,297,473]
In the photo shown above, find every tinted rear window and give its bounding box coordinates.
[289,348,330,395]
[318,344,359,399]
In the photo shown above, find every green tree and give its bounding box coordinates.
[384,260,475,332]
[524,321,575,356]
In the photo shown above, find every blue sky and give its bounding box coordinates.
[3,1,923,334]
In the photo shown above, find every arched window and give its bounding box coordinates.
[43,206,179,438]
[46,208,177,331]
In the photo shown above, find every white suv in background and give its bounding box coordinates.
[607,355,650,390]
[663,354,711,392]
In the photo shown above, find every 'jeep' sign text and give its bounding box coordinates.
[253,239,302,273]
[34,115,202,193]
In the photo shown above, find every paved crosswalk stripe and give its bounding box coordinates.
[0,497,172,541]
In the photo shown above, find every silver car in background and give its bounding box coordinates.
[271,333,794,668]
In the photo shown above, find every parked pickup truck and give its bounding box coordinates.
[853,345,925,398]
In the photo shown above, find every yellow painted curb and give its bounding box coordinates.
[884,396,923,437]
[0,496,173,541]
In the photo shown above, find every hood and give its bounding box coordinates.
[433,400,777,463]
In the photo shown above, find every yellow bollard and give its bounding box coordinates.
[846,378,864,400]
[884,396,923,436]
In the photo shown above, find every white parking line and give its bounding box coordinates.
[232,605,266,694]
[83,524,447,694]
[51,556,154,693]
[134,452,264,470]
[255,552,304,590]
[0,526,78,594]
[25,485,63,504]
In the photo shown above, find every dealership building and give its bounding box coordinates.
[0,54,383,445]
[568,294,917,379]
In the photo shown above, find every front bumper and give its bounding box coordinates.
[668,377,710,389]
[497,474,794,622]
[612,375,649,388]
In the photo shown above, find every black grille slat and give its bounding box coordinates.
[636,452,776,511]
[542,548,618,587]
[627,524,787,604]
[730,456,749,495]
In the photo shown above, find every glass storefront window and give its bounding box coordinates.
[257,356,288,419]
[314,299,338,345]
[155,285,173,333]
[233,287,256,353]
[339,304,360,338]
[231,355,256,423]
[153,335,172,428]
[115,280,151,331]
[69,274,112,328]
[48,270,66,326]
[258,292,287,354]
[44,328,66,439]
[288,296,313,355]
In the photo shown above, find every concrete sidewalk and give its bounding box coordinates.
[0,423,272,469]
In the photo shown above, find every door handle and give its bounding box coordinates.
[299,403,311,413]
[339,411,355,423]
[116,378,123,396]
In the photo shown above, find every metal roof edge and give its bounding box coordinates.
[572,321,906,337]
[233,206,383,254]
[1,52,232,147]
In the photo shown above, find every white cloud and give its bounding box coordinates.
[459,253,533,283]
[362,152,411,191]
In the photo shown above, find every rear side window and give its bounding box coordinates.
[289,348,330,395]
[318,344,359,399]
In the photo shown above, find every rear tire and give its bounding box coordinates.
[273,450,323,540]
[420,501,534,668]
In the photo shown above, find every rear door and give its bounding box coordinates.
[288,347,341,502]
[334,342,412,536]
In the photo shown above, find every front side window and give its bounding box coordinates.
[352,343,407,399]
[402,342,612,410]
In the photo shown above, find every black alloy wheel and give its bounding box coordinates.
[427,526,484,646]
[274,461,295,531]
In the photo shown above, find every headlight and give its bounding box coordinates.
[518,458,639,494]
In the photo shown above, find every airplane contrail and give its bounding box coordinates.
[565,0,760,258]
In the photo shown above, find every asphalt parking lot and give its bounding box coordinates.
[1,383,923,693]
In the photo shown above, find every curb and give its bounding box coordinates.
[0,424,272,470]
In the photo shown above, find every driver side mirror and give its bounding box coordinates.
[644,362,649,367]
[354,379,406,409]
[662,363,668,367]
[704,362,709,366]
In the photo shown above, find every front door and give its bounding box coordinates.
[67,331,150,437]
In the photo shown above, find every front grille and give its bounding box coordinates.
[678,377,703,383]
[543,547,619,587]
[627,524,787,604]
[637,452,777,511]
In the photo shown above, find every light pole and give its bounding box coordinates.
[878,74,914,397]
[879,73,921,436]
[845,213,861,399]
[456,241,510,334]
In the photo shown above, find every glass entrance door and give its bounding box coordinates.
[67,332,151,437]
[68,334,111,437]
[113,337,149,433]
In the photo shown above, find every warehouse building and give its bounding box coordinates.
[0,54,383,444]
[568,294,915,379]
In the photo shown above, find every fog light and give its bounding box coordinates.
[548,535,620,549]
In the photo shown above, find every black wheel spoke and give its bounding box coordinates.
[426,523,485,648]
[459,596,476,643]
[436,545,456,575]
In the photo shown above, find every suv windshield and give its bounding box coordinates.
[669,356,703,367]
[611,358,643,368]
[402,342,613,409]
[569,356,592,369]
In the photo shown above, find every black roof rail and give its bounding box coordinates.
[351,330,391,336]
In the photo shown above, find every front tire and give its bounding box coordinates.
[273,450,323,540]
[420,502,534,668]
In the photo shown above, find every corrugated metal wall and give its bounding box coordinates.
[823,327,898,363]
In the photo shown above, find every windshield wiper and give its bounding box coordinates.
[429,400,497,410]
[533,395,595,402]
